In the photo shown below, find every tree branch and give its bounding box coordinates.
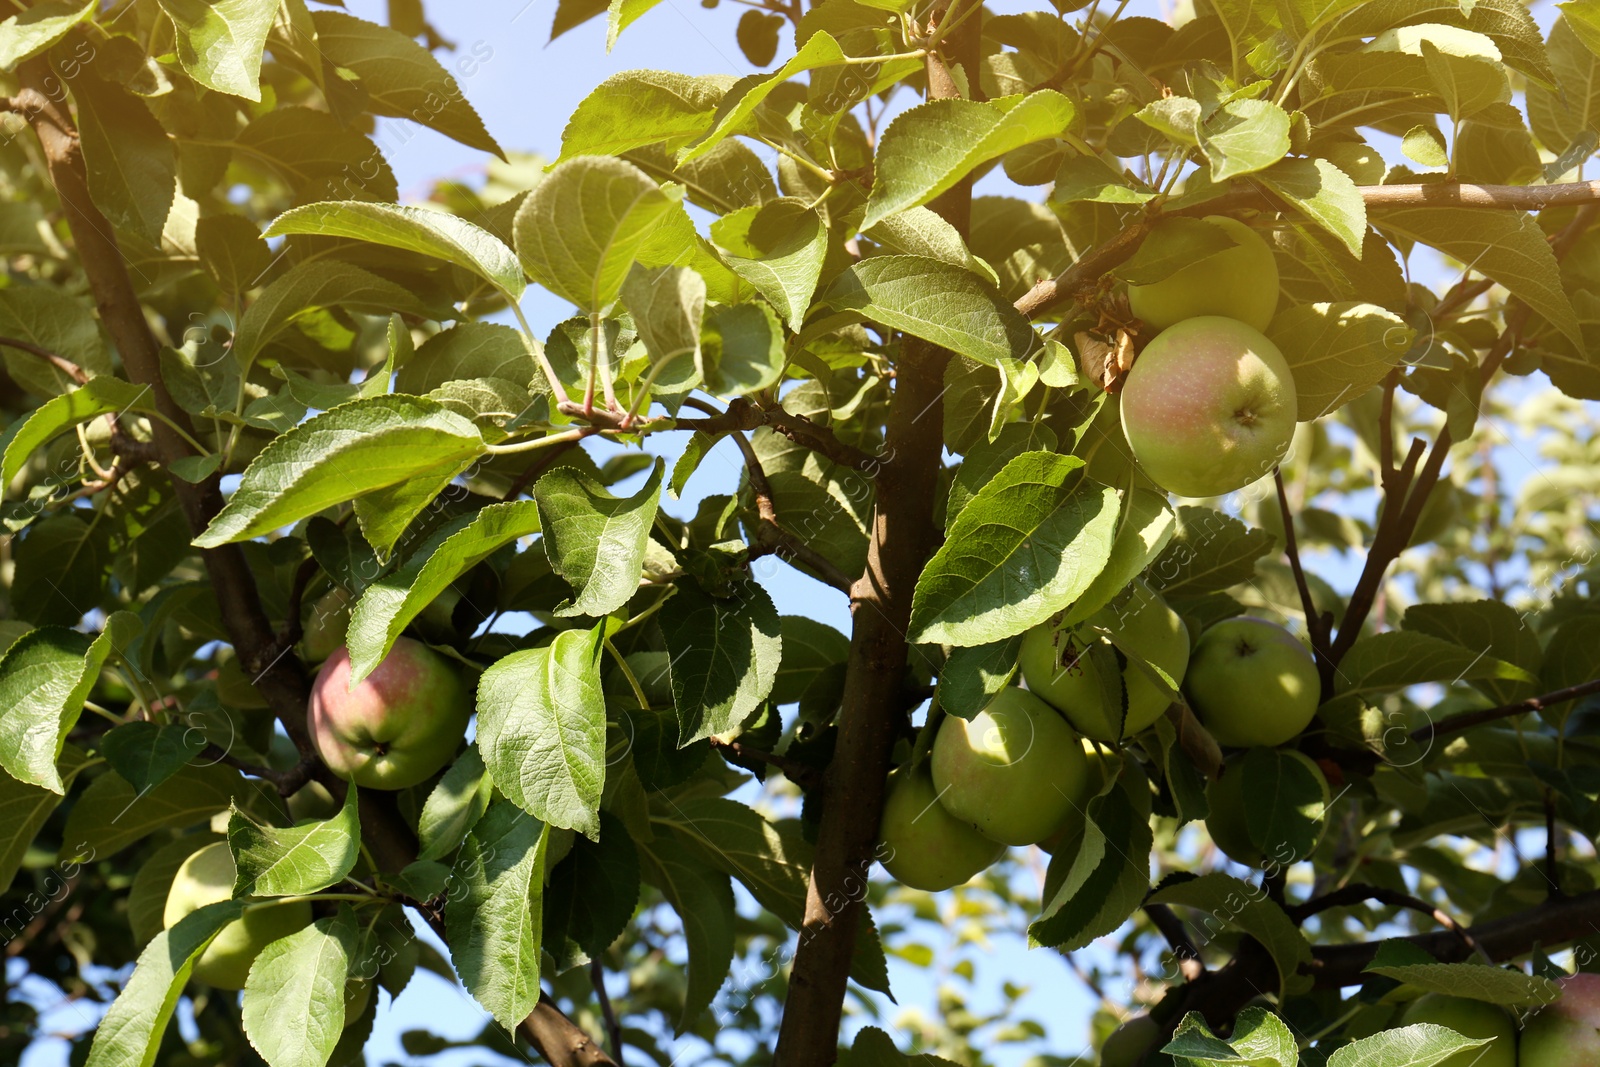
[0,335,88,384]
[669,395,877,472]
[1410,677,1600,746]
[1362,180,1600,209]
[591,959,625,1062]
[1286,883,1483,960]
[708,735,824,790]
[1015,214,1155,320]
[1145,903,1204,981]
[1273,468,1332,674]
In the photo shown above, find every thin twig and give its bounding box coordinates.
[668,396,878,472]
[590,959,625,1063]
[1411,677,1600,746]
[0,336,88,384]
[1287,882,1486,962]
[1145,903,1203,981]
[708,736,824,791]
[1274,468,1329,670]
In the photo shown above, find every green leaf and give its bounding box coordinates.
[545,811,640,959]
[231,260,442,371]
[1402,125,1451,168]
[84,900,247,1067]
[100,722,206,794]
[446,802,548,1030]
[946,420,1059,530]
[680,32,924,164]
[1199,99,1292,181]
[637,835,735,1030]
[158,0,277,101]
[2,376,158,489]
[701,303,785,398]
[1334,630,1537,698]
[1051,154,1157,205]
[621,265,706,374]
[62,762,263,861]
[1135,95,1202,145]
[514,156,681,314]
[0,618,136,793]
[720,199,828,331]
[773,616,850,705]
[1403,600,1542,704]
[234,106,398,204]
[241,911,357,1067]
[937,637,1022,719]
[11,514,111,626]
[535,459,664,618]
[1149,506,1274,597]
[1267,301,1414,420]
[736,9,783,65]
[823,255,1037,367]
[0,0,94,67]
[1241,748,1327,864]
[1364,948,1559,1006]
[311,10,502,157]
[1055,488,1176,630]
[1528,16,1600,155]
[1373,206,1582,345]
[1163,1008,1298,1067]
[228,784,360,897]
[0,747,87,894]
[348,501,541,683]
[1326,1025,1489,1067]
[266,201,525,299]
[1030,763,1152,949]
[0,287,112,397]
[862,92,1077,229]
[840,1028,965,1067]
[418,746,494,862]
[194,395,486,559]
[1147,873,1312,996]
[908,452,1120,647]
[476,626,608,838]
[559,71,735,161]
[1257,156,1368,257]
[68,75,176,243]
[662,581,783,744]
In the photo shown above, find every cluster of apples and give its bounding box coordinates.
[879,579,1323,890]
[160,604,473,992]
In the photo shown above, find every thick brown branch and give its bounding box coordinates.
[1411,677,1600,746]
[1015,215,1155,320]
[1145,903,1204,981]
[1363,180,1600,209]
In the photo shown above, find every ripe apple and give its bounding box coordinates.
[877,764,1006,891]
[1127,215,1280,333]
[1398,994,1516,1067]
[162,841,313,990]
[308,637,471,790]
[1184,617,1319,748]
[302,586,353,663]
[1019,579,1189,742]
[1520,972,1600,1066]
[1099,1014,1159,1067]
[931,687,1094,846]
[1120,316,1299,498]
[1205,750,1329,867]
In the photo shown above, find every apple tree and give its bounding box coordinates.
[4,0,1600,1065]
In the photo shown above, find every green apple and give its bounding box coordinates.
[1127,215,1279,333]
[1100,1015,1159,1067]
[344,977,373,1025]
[308,637,471,790]
[1120,316,1299,498]
[286,779,339,823]
[302,586,353,664]
[1521,973,1600,1067]
[1205,750,1329,867]
[931,688,1094,846]
[877,764,1006,891]
[1036,739,1110,854]
[1398,994,1516,1067]
[1185,617,1319,748]
[1019,580,1189,742]
[162,841,313,990]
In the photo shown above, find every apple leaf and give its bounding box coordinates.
[534,459,664,618]
[0,746,88,895]
[1148,506,1275,597]
[908,452,1120,647]
[61,763,264,862]
[417,746,494,863]
[0,0,95,68]
[1402,599,1543,704]
[822,255,1038,368]
[1240,748,1327,865]
[446,801,548,1031]
[241,910,357,1067]
[0,614,139,794]
[1267,301,1414,420]
[661,580,783,744]
[544,811,640,960]
[1363,946,1560,1006]
[513,156,681,314]
[193,395,486,560]
[1325,1025,1489,1067]
[719,199,827,331]
[158,0,277,102]
[1162,1008,1297,1067]
[228,785,360,898]
[266,201,525,299]
[1055,489,1176,631]
[1,376,159,489]
[620,264,706,370]
[636,835,736,1032]
[476,626,608,838]
[1199,98,1292,181]
[559,71,735,161]
[862,91,1077,229]
[347,500,542,684]
[1334,630,1537,698]
[1148,873,1313,996]
[936,637,1023,720]
[84,900,248,1067]
[231,261,444,371]
[100,722,207,794]
[1030,763,1153,950]
[1257,156,1368,257]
